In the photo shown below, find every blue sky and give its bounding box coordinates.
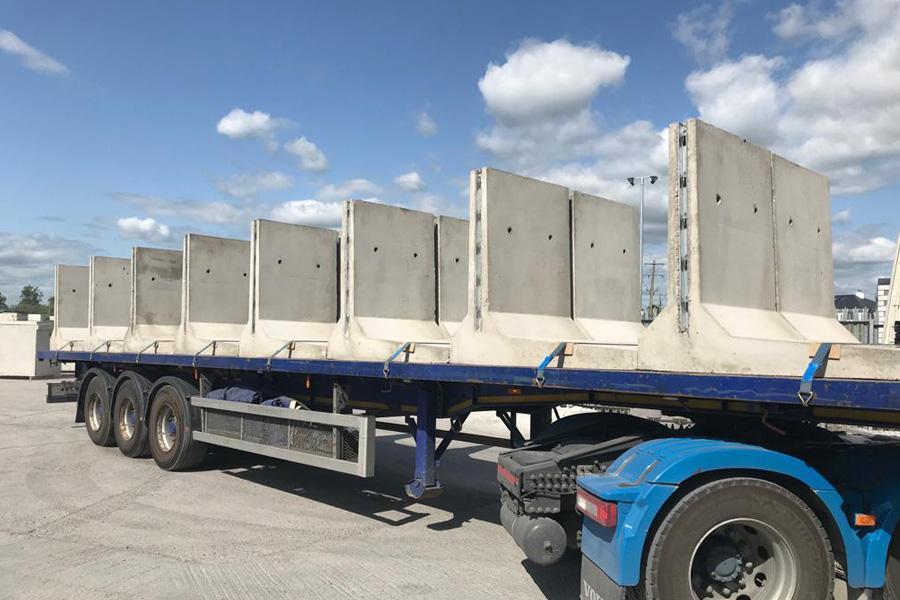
[1,0,898,304]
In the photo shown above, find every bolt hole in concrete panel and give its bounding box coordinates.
[692,120,798,340]
[716,193,723,205]
[572,191,642,343]
[132,248,182,327]
[413,252,418,258]
[277,259,282,265]
[753,204,759,215]
[772,155,856,341]
[186,234,250,326]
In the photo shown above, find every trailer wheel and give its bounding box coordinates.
[148,378,207,471]
[83,370,116,447]
[884,533,900,600]
[641,477,833,600]
[113,372,151,458]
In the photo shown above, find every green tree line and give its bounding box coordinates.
[0,285,54,316]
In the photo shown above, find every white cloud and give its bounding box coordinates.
[672,2,735,64]
[270,200,343,228]
[0,233,98,301]
[685,55,785,147]
[116,193,254,225]
[415,111,438,137]
[833,207,853,224]
[216,171,292,198]
[393,171,426,192]
[0,30,68,74]
[684,0,900,195]
[116,217,173,243]
[284,136,329,171]
[478,38,628,123]
[316,178,382,202]
[832,224,897,293]
[837,236,897,263]
[216,108,283,139]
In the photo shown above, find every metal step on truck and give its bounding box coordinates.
[41,119,900,600]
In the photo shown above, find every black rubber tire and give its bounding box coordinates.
[113,372,151,458]
[83,371,116,447]
[884,532,900,600]
[147,377,207,471]
[641,477,833,600]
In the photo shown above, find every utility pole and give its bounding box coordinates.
[628,175,659,316]
[644,259,664,320]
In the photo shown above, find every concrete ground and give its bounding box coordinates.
[0,378,578,600]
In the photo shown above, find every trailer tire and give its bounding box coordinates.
[884,532,900,600]
[148,377,207,471]
[112,372,151,458]
[83,369,116,447]
[640,477,833,600]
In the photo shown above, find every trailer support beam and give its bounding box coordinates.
[405,385,442,499]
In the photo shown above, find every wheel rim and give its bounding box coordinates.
[156,404,177,452]
[119,396,136,440]
[689,518,797,600]
[87,391,103,432]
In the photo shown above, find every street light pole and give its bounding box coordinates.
[627,175,658,318]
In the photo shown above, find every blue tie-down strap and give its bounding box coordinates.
[535,342,570,387]
[798,343,832,406]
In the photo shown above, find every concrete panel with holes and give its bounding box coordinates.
[87,256,131,352]
[239,219,339,359]
[49,265,90,352]
[637,119,890,380]
[437,215,468,335]
[174,234,250,356]
[451,168,640,369]
[123,247,183,354]
[327,200,450,363]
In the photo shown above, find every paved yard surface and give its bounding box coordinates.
[0,378,578,600]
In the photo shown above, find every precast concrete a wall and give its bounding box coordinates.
[437,216,468,335]
[88,256,131,351]
[50,265,89,351]
[451,168,640,368]
[638,119,870,379]
[123,247,182,354]
[327,200,450,362]
[240,219,338,358]
[174,234,250,356]
[572,192,643,344]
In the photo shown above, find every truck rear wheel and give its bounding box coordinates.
[642,477,833,600]
[148,378,207,471]
[884,532,900,600]
[113,372,151,458]
[84,371,116,447]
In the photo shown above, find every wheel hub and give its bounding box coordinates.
[702,537,743,583]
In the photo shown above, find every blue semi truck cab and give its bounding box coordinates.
[576,435,900,599]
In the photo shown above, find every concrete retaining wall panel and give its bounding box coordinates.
[89,256,131,333]
[240,219,338,358]
[483,169,572,317]
[50,265,89,350]
[124,247,182,353]
[572,192,642,343]
[175,234,250,355]
[437,216,468,332]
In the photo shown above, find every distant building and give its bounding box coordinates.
[877,277,891,343]
[835,291,877,344]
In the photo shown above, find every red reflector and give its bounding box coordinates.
[497,464,518,487]
[576,489,617,528]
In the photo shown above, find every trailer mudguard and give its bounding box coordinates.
[578,438,899,590]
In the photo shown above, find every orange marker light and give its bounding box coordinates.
[854,513,877,527]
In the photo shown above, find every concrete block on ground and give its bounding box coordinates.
[0,319,59,377]
[87,256,131,352]
[49,265,89,352]
[240,219,338,359]
[437,216,468,335]
[174,234,250,356]
[327,200,450,363]
[451,168,639,369]
[123,247,183,354]
[638,119,868,379]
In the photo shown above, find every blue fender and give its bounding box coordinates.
[578,438,900,589]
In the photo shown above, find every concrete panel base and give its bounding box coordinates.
[124,248,183,354]
[50,265,90,352]
[240,219,339,360]
[174,234,250,357]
